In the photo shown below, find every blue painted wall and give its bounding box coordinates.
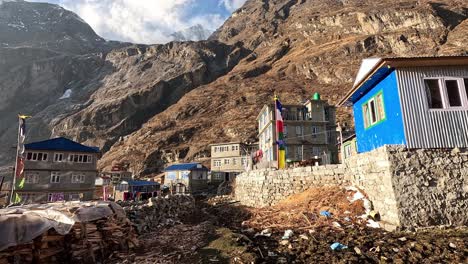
[353,70,406,152]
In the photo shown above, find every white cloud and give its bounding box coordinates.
[219,0,247,12]
[54,0,229,44]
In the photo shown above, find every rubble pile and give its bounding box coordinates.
[0,202,138,264]
[119,195,196,233]
[244,186,370,231]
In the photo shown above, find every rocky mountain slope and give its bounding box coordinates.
[100,0,467,175]
[0,0,467,177]
[170,24,212,42]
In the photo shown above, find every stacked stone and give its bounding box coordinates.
[119,195,196,233]
[235,165,349,208]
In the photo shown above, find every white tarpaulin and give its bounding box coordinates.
[0,201,123,251]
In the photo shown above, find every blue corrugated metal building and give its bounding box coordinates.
[339,56,468,153]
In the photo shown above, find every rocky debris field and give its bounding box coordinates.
[107,187,468,264]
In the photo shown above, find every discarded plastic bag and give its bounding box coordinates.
[282,229,294,240]
[330,242,348,250]
[320,211,331,218]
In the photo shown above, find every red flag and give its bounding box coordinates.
[16,157,24,178]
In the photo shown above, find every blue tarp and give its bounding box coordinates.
[125,180,160,186]
[25,137,99,153]
[164,163,208,171]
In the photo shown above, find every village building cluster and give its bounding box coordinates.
[1,56,467,204]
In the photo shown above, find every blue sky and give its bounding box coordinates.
[29,0,247,44]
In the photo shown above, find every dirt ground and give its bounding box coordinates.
[107,187,468,264]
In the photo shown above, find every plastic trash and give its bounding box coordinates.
[332,222,342,228]
[282,229,294,240]
[367,219,380,228]
[368,210,380,220]
[255,228,272,237]
[350,191,365,202]
[320,211,332,218]
[344,217,351,222]
[330,242,348,251]
[363,199,372,214]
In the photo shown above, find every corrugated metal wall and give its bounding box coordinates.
[397,67,468,148]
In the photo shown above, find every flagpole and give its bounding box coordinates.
[9,116,22,205]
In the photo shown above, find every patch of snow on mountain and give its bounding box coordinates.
[59,89,72,99]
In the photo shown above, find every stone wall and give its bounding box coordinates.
[345,146,400,226]
[234,164,349,207]
[234,145,468,228]
[387,147,468,228]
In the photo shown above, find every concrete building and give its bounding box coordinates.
[16,137,100,203]
[210,142,257,183]
[114,180,160,201]
[257,95,338,167]
[338,56,468,153]
[164,163,209,194]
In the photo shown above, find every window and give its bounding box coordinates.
[50,172,60,183]
[362,91,386,129]
[69,193,81,201]
[312,126,319,138]
[425,79,443,108]
[25,172,39,184]
[241,157,247,166]
[224,159,230,165]
[295,126,301,135]
[214,160,221,167]
[26,152,48,161]
[344,144,352,158]
[72,174,85,183]
[233,158,237,165]
[296,146,302,160]
[54,153,64,162]
[68,154,93,163]
[19,193,37,203]
[284,125,288,137]
[425,78,468,109]
[48,193,64,202]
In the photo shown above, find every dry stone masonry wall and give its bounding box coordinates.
[235,165,350,207]
[234,145,468,228]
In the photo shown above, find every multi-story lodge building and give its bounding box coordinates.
[257,94,338,166]
[16,137,100,203]
[210,142,257,182]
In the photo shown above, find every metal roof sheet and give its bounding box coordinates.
[164,163,208,171]
[25,137,100,153]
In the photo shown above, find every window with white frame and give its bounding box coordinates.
[233,158,237,165]
[68,154,93,163]
[26,152,48,161]
[295,125,301,135]
[213,160,221,167]
[224,159,230,165]
[284,125,288,137]
[362,91,386,129]
[425,78,468,109]
[241,157,247,166]
[19,193,37,203]
[54,153,64,162]
[25,172,39,184]
[50,172,60,183]
[71,174,85,183]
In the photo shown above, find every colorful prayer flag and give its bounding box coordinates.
[275,96,286,169]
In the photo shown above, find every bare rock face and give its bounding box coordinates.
[52,41,249,151]
[101,0,467,175]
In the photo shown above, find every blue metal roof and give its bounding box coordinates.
[348,66,394,104]
[125,180,160,186]
[25,137,100,153]
[164,162,208,171]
